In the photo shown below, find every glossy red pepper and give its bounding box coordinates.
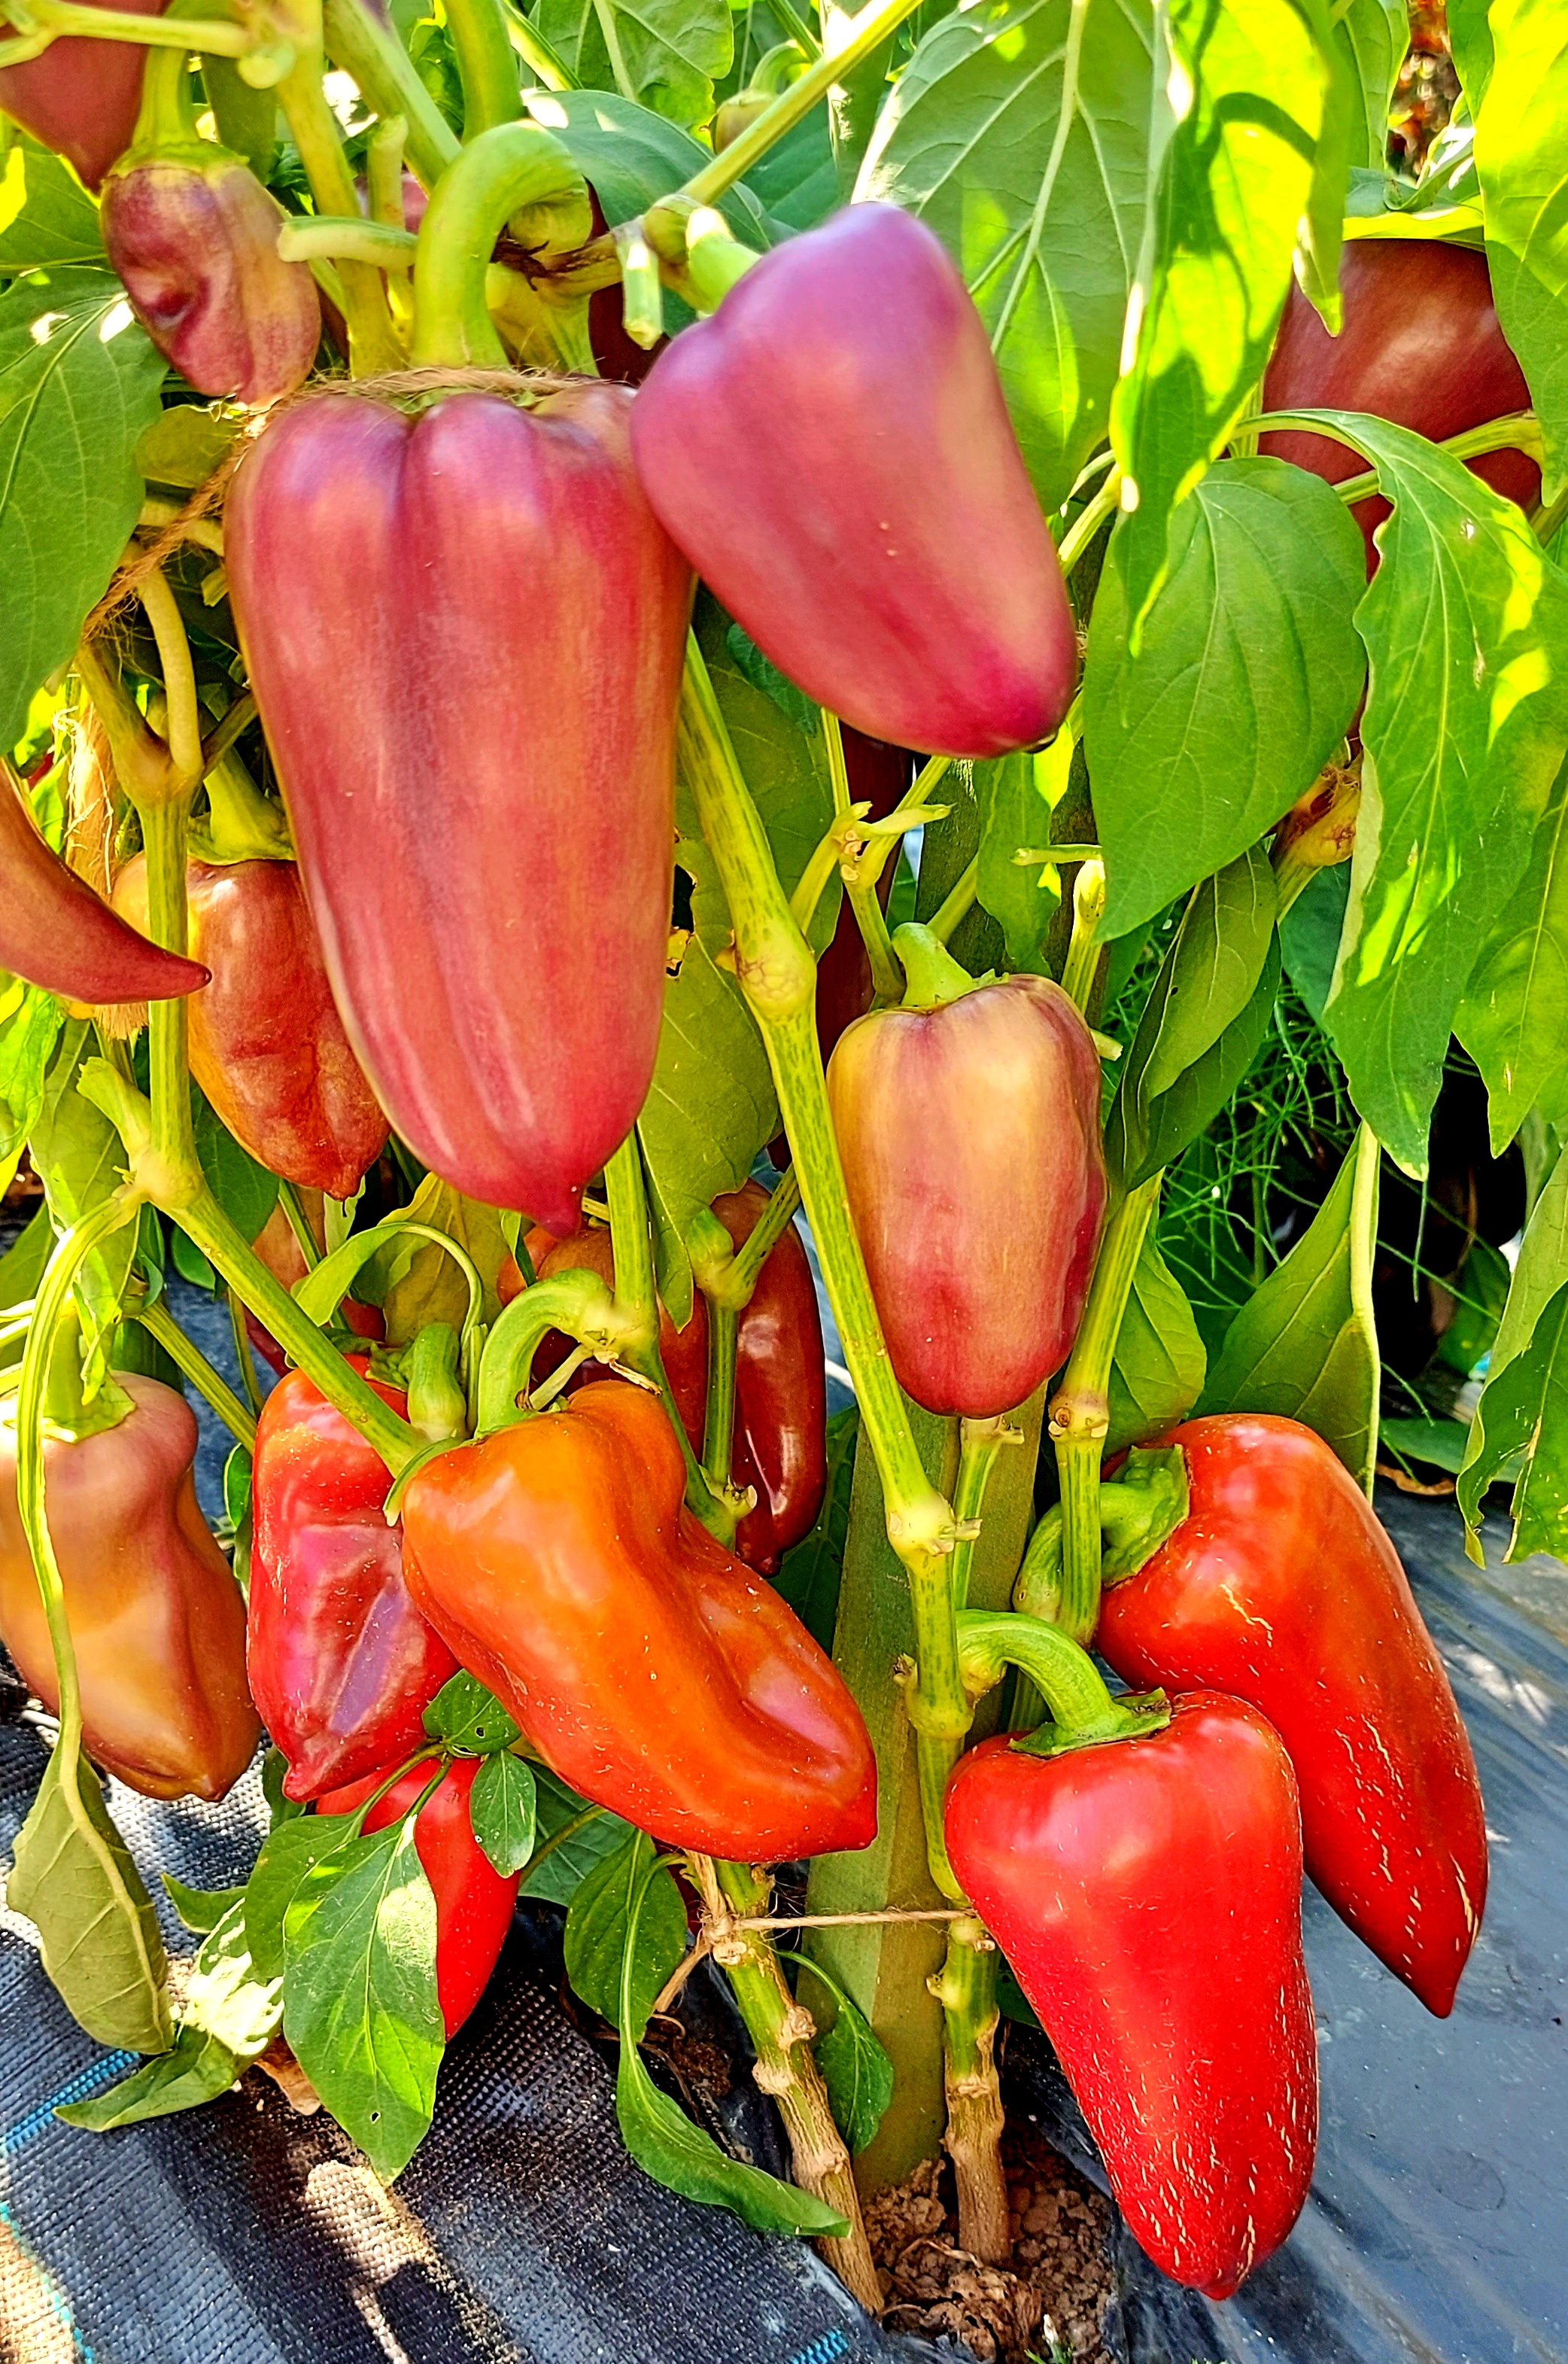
[400,1380,875,1860]
[0,0,162,190]
[0,1375,258,1800]
[249,1363,457,1803]
[826,942,1107,1416]
[226,381,690,1230]
[1261,241,1539,573]
[317,1756,518,2038]
[631,204,1075,759]
[0,762,206,1006]
[531,1180,826,1572]
[115,855,387,1200]
[945,1698,1317,2297]
[102,148,321,403]
[1095,1415,1487,2017]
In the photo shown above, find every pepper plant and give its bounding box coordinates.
[0,0,1562,2320]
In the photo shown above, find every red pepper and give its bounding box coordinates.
[945,1699,1317,2297]
[531,1180,826,1572]
[226,381,690,1230]
[0,0,161,190]
[1261,241,1539,573]
[317,1756,518,2038]
[1095,1415,1487,2016]
[630,204,1075,759]
[0,762,206,1006]
[400,1380,875,1861]
[115,854,387,1200]
[249,1363,457,1803]
[0,1375,258,1800]
[102,148,321,403]
[826,936,1107,1416]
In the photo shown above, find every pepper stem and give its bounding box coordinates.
[955,1608,1168,1753]
[604,1136,732,1537]
[444,0,520,138]
[929,1915,1007,2262]
[894,921,980,1012]
[135,1295,257,1450]
[409,120,591,368]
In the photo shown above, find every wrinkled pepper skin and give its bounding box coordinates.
[0,1376,258,1800]
[1261,241,1539,573]
[116,855,387,1200]
[0,0,163,190]
[0,764,207,1005]
[318,1757,518,2037]
[945,1699,1317,2297]
[631,205,1075,759]
[1096,1416,1487,2016]
[102,152,321,403]
[249,1364,457,1803]
[226,385,691,1229]
[533,1181,826,1572]
[826,975,1107,1415]
[400,1381,875,1860]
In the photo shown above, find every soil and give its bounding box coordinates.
[864,2121,1114,2364]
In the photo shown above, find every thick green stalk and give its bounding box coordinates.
[5,0,257,58]
[445,0,520,136]
[410,119,591,368]
[700,1301,738,1495]
[604,1136,729,1535]
[322,0,460,190]
[275,51,403,373]
[1047,1178,1160,1641]
[136,1298,257,1450]
[677,0,924,208]
[930,1919,1005,2262]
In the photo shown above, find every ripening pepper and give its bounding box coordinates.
[0,760,206,1006]
[529,1180,826,1573]
[226,379,691,1230]
[825,929,1107,1416]
[318,1756,518,2038]
[0,0,162,190]
[1095,1415,1488,2016]
[249,1363,457,1803]
[0,1375,258,1800]
[631,203,1075,759]
[400,1380,875,1860]
[114,854,387,1200]
[1261,241,1539,573]
[945,1697,1318,2297]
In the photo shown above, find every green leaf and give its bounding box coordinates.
[0,138,105,272]
[29,1020,139,1348]
[1086,463,1366,935]
[191,1086,278,1244]
[1317,415,1568,1173]
[520,85,770,246]
[858,0,1156,512]
[1106,847,1280,1187]
[469,1753,537,1878]
[163,1873,247,1934]
[422,1671,521,1755]
[534,0,732,129]
[0,978,64,1186]
[617,2040,850,2235]
[690,598,835,936]
[1106,1227,1205,1453]
[1456,753,1568,1152]
[135,403,239,491]
[1446,0,1493,109]
[377,1172,515,1341]
[638,838,777,1329]
[1435,1237,1512,1378]
[1458,1147,1568,1554]
[1472,0,1568,503]
[1378,1413,1475,1477]
[7,1742,173,2053]
[1199,1122,1382,1492]
[1332,0,1408,173]
[1278,859,1350,1021]
[0,269,165,746]
[283,1821,443,2181]
[743,101,837,231]
[0,1200,51,1310]
[773,1404,858,1653]
[1111,0,1331,625]
[813,1990,893,2156]
[519,1768,628,1906]
[562,1832,685,2038]
[973,748,1068,971]
[243,1812,360,1984]
[56,2023,242,2130]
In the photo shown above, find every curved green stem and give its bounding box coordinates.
[277,1180,321,1271]
[1057,467,1123,576]
[275,49,403,375]
[278,215,418,272]
[1060,856,1105,1014]
[722,1167,801,1309]
[322,0,460,191]
[410,120,591,367]
[948,1414,1016,1612]
[605,1137,730,1534]
[1254,406,1542,487]
[228,1285,264,1418]
[193,747,292,864]
[926,856,978,947]
[476,1270,632,1428]
[8,0,260,57]
[1046,1176,1160,1642]
[136,1296,257,1450]
[445,0,520,137]
[954,1608,1165,1747]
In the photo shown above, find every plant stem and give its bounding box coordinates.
[277,1179,321,1270]
[705,1857,880,2311]
[445,0,521,135]
[1060,857,1105,1014]
[931,1917,1006,2262]
[604,1136,731,1536]
[275,50,403,374]
[948,1414,1014,1612]
[926,856,978,947]
[410,119,590,368]
[678,638,965,1894]
[136,1297,257,1450]
[228,1286,264,1417]
[1047,1177,1160,1642]
[323,0,460,190]
[822,710,902,1004]
[1057,467,1123,575]
[700,1301,738,1495]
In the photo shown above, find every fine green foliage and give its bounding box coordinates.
[7,1745,173,2055]
[1199,1123,1382,1492]
[1334,0,1408,172]
[163,1873,247,1933]
[28,1024,140,1362]
[519,85,771,243]
[283,1820,443,2180]
[1087,464,1366,935]
[859,0,1156,513]
[0,140,106,272]
[774,1404,859,1652]
[535,0,732,129]
[563,1831,686,2034]
[0,979,64,1197]
[520,1768,631,1906]
[469,1754,539,1877]
[0,269,164,747]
